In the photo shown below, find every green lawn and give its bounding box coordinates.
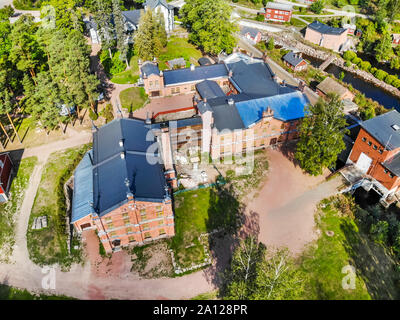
[119,87,148,113]
[158,36,203,71]
[110,56,140,84]
[0,284,75,300]
[27,144,91,269]
[171,185,242,269]
[299,196,373,300]
[0,156,37,262]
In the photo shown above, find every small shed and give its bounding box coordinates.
[282,51,308,72]
[198,57,212,66]
[166,58,186,69]
[240,27,261,44]
[316,77,354,101]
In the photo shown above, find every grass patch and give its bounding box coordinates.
[299,196,372,299]
[171,184,242,270]
[191,290,219,300]
[158,36,203,71]
[290,17,308,28]
[0,156,37,262]
[27,144,91,269]
[119,87,148,113]
[110,56,140,84]
[0,284,75,300]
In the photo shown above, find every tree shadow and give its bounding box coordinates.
[202,182,260,293]
[340,219,400,300]
[278,142,300,168]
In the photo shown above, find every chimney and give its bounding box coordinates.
[120,151,125,159]
[119,139,124,147]
[145,112,151,125]
[228,70,233,77]
[190,64,195,71]
[159,70,163,76]
[282,80,286,87]
[203,97,207,103]
[228,98,234,106]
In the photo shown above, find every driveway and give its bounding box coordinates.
[248,146,342,254]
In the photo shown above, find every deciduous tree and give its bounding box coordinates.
[295,93,348,176]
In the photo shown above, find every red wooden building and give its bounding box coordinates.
[0,153,13,202]
[261,2,293,23]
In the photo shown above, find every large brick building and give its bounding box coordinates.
[305,21,348,52]
[261,2,293,22]
[347,110,400,200]
[71,119,175,253]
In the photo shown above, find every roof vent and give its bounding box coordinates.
[392,124,400,131]
[228,98,234,106]
[119,139,124,147]
[120,152,125,159]
[190,64,195,71]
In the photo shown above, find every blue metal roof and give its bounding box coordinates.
[71,151,94,223]
[163,64,228,86]
[235,91,310,128]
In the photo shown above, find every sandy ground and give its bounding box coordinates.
[248,146,342,254]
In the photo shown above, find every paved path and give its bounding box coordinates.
[248,148,342,254]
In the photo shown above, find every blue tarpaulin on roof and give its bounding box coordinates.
[235,91,310,128]
[71,150,93,223]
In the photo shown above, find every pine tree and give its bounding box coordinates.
[112,0,129,67]
[134,9,156,61]
[295,93,348,176]
[94,0,115,58]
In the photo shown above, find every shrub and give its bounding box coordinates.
[267,37,274,51]
[370,67,377,74]
[345,60,352,67]
[310,0,324,14]
[392,78,400,88]
[384,74,398,86]
[370,220,389,244]
[352,57,362,65]
[100,104,114,123]
[89,109,98,121]
[374,69,388,81]
[256,14,264,22]
[343,50,357,61]
[359,61,371,71]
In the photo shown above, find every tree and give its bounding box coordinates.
[295,93,348,176]
[310,0,324,14]
[134,9,166,61]
[180,0,238,55]
[223,236,266,300]
[41,0,83,32]
[343,50,357,61]
[93,0,115,58]
[267,37,274,51]
[112,0,129,67]
[387,0,400,22]
[370,220,389,244]
[9,15,45,82]
[374,31,393,62]
[252,248,305,300]
[0,5,15,19]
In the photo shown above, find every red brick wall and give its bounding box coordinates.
[349,128,400,191]
[264,8,292,22]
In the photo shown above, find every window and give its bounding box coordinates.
[110,231,117,237]
[144,232,151,239]
[390,173,394,178]
[124,219,130,226]
[373,145,377,150]
[191,85,195,91]
[141,214,147,221]
[367,141,372,146]
[105,217,112,222]
[143,223,150,230]
[149,81,153,86]
[384,169,388,174]
[362,137,366,142]
[140,208,146,215]
[155,80,159,86]
[379,149,383,154]
[158,220,164,226]
[126,227,132,234]
[122,213,129,218]
[159,229,166,235]
[128,236,136,243]
[107,223,114,229]
[0,160,3,169]
[176,87,180,93]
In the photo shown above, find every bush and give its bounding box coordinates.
[384,74,398,86]
[359,61,371,71]
[310,0,324,14]
[370,67,377,74]
[99,50,126,76]
[345,60,352,67]
[89,109,98,121]
[100,104,114,123]
[267,37,274,51]
[374,69,388,81]
[256,14,264,22]
[343,50,357,61]
[370,221,389,244]
[352,57,362,65]
[392,78,400,88]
